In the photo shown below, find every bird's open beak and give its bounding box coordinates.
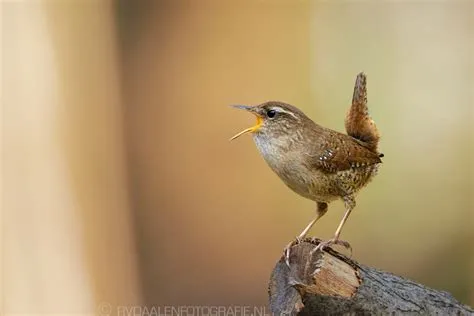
[229,105,263,140]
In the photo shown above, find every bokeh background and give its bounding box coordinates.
[3,0,473,314]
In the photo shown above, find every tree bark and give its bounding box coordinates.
[268,239,473,315]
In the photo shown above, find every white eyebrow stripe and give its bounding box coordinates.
[272,106,298,119]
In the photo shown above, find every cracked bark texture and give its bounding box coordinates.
[268,240,473,315]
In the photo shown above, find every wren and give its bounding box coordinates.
[230,73,383,263]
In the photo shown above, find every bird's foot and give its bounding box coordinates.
[283,236,304,267]
[312,238,352,254]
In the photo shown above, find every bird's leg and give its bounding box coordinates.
[284,202,327,266]
[314,196,355,253]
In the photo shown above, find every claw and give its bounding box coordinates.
[284,248,291,267]
[313,238,352,254]
[283,236,303,267]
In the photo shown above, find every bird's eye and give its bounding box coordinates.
[266,110,277,118]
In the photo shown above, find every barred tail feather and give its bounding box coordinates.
[345,72,380,152]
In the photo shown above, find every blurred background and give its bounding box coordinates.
[2,0,473,314]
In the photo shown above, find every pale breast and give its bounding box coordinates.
[253,134,340,203]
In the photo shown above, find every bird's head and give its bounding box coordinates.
[230,101,309,140]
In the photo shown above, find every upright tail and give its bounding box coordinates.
[345,72,380,152]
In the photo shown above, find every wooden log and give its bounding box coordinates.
[268,239,473,315]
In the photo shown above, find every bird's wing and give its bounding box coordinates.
[310,132,382,173]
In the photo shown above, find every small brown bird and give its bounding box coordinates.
[230,73,383,262]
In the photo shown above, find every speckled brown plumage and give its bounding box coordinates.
[231,72,382,262]
[248,100,381,203]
